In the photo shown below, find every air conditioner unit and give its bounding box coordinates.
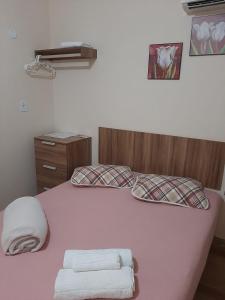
[182,0,225,15]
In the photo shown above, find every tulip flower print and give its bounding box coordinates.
[193,21,212,40]
[193,21,214,54]
[190,14,225,56]
[211,21,225,53]
[156,46,178,79]
[156,46,178,70]
[211,22,225,42]
[148,43,183,80]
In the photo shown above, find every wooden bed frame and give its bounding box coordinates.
[99,127,225,190]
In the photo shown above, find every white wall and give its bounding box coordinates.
[0,0,54,209]
[49,0,225,237]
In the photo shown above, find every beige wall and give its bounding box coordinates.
[49,0,225,237]
[0,0,54,209]
[49,0,225,157]
[1,0,224,237]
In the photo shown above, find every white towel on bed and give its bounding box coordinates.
[1,197,48,255]
[63,249,133,270]
[72,252,121,272]
[54,267,135,300]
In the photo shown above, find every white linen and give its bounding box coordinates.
[60,42,92,48]
[54,267,135,300]
[1,197,48,255]
[44,132,76,139]
[63,249,133,269]
[72,252,121,272]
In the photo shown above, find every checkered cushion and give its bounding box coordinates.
[71,165,135,188]
[132,174,209,209]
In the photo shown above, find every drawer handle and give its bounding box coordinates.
[43,187,50,191]
[41,141,56,146]
[42,164,57,171]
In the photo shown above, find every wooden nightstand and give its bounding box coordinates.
[34,135,91,193]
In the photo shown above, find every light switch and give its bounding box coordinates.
[8,29,17,39]
[19,100,28,112]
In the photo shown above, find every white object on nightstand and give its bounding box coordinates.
[44,132,76,139]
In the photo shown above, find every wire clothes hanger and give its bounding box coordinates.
[24,55,56,79]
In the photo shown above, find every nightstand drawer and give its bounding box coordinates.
[35,139,67,165]
[37,173,66,189]
[37,185,50,194]
[36,159,67,180]
[37,180,65,193]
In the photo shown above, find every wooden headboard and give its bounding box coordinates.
[99,127,225,190]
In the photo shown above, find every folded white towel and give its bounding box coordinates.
[54,267,135,300]
[60,42,92,48]
[1,197,48,255]
[72,252,121,272]
[64,249,133,270]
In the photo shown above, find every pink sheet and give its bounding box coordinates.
[0,182,222,300]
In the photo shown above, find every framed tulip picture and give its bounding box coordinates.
[147,43,183,80]
[190,14,225,56]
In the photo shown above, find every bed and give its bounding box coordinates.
[0,127,224,300]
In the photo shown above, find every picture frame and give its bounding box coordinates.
[147,43,183,80]
[190,14,225,56]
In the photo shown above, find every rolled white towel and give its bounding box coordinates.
[60,42,92,48]
[54,267,135,300]
[63,249,133,269]
[1,197,48,255]
[72,252,121,272]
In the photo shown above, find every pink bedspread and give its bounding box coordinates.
[0,182,222,300]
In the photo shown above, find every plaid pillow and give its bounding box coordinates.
[71,165,135,188]
[131,174,209,209]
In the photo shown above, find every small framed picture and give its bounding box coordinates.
[190,14,225,56]
[147,43,183,80]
